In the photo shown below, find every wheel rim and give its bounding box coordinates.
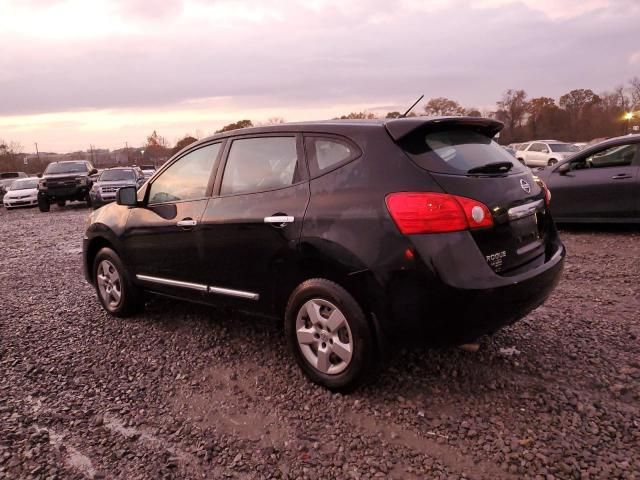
[295,299,353,375]
[96,259,122,310]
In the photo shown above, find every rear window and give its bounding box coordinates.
[0,172,20,179]
[549,143,579,153]
[401,129,527,175]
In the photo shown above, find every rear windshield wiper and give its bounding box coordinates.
[467,162,513,175]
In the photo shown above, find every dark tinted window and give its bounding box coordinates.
[99,169,135,182]
[148,143,220,204]
[44,162,89,174]
[221,137,300,195]
[0,172,20,179]
[401,129,527,175]
[583,144,637,168]
[549,143,579,153]
[305,136,358,175]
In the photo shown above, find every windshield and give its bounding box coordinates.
[401,129,527,175]
[99,169,135,182]
[45,162,89,174]
[549,143,579,153]
[10,179,38,190]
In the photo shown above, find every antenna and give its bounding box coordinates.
[400,94,424,118]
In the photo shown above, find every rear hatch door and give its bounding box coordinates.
[389,118,552,275]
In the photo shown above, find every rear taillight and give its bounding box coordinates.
[385,192,493,234]
[533,176,551,206]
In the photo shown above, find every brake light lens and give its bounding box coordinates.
[386,192,493,234]
[533,175,551,206]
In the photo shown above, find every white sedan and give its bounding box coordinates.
[3,177,39,209]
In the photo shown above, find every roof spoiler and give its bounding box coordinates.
[384,117,504,142]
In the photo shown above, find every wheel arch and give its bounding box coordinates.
[83,228,125,285]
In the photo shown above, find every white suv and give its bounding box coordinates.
[516,141,579,167]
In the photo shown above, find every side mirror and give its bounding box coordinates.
[89,168,98,175]
[557,163,570,175]
[116,186,138,206]
[37,173,43,178]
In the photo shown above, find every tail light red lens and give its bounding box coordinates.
[385,192,493,234]
[533,176,551,206]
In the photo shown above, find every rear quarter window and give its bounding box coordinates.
[304,136,360,177]
[400,129,527,175]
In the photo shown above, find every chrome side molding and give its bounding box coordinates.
[135,274,259,301]
[208,286,260,301]
[136,274,208,292]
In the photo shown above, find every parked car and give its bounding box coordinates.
[2,177,39,209]
[0,171,28,202]
[516,141,580,167]
[537,135,640,223]
[83,117,565,390]
[140,165,156,180]
[37,160,97,212]
[89,167,145,209]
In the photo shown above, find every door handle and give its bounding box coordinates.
[264,215,294,227]
[177,219,197,228]
[611,174,632,180]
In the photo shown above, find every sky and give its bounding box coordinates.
[1,0,639,153]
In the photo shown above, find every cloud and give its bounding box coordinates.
[1,0,640,150]
[630,51,640,65]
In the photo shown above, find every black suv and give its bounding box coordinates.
[38,160,97,211]
[83,117,565,390]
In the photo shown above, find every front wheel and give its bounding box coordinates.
[93,247,143,317]
[548,158,558,166]
[285,279,376,391]
[37,196,50,212]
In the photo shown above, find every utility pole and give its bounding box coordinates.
[34,142,40,160]
[89,144,95,164]
[125,141,129,165]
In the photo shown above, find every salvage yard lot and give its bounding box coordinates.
[0,206,638,479]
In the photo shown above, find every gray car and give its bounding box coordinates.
[89,167,145,209]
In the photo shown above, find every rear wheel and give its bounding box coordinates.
[37,196,50,212]
[93,247,143,317]
[285,278,376,391]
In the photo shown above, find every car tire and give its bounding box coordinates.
[93,247,143,317]
[285,278,376,391]
[548,158,558,166]
[37,196,50,212]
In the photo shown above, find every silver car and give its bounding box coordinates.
[89,167,145,209]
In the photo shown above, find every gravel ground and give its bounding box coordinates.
[1,204,638,480]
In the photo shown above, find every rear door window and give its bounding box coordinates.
[220,136,302,195]
[401,129,527,175]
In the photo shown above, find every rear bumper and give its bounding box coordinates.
[385,232,565,345]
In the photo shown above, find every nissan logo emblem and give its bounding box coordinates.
[520,179,531,194]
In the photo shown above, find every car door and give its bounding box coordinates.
[547,143,639,220]
[122,142,223,299]
[198,134,310,311]
[525,143,545,166]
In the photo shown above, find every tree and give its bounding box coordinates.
[143,130,169,162]
[464,108,482,117]
[496,89,528,141]
[263,117,286,125]
[423,97,465,116]
[337,112,377,120]
[385,111,402,119]
[0,140,24,171]
[526,97,556,139]
[559,89,601,138]
[171,135,198,155]
[629,77,640,110]
[215,120,253,133]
